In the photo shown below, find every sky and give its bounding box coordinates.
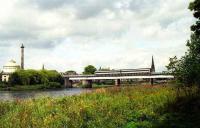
[0,0,195,73]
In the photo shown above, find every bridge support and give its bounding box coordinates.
[64,78,73,88]
[82,80,93,88]
[115,79,121,86]
[150,78,154,86]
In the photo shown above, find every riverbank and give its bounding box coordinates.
[0,83,63,91]
[0,85,199,128]
[0,84,113,91]
[0,85,46,91]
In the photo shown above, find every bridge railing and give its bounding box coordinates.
[63,73,153,78]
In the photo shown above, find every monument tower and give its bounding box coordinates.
[21,44,25,69]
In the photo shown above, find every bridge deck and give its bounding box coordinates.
[67,75,174,80]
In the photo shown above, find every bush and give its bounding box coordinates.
[44,82,62,89]
[0,82,7,88]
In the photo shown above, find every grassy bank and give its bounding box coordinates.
[0,82,63,91]
[0,85,199,128]
[0,85,45,91]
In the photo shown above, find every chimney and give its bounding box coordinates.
[21,44,25,69]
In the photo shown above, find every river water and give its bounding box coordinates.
[0,88,93,101]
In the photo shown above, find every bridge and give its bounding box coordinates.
[63,57,174,88]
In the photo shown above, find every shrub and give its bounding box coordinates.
[45,82,62,89]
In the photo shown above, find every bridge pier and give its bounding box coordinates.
[115,79,121,86]
[150,78,154,86]
[64,78,73,88]
[82,80,93,88]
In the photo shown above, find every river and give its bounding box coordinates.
[0,88,93,101]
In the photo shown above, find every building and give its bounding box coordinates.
[1,44,25,82]
[1,60,20,82]
[95,56,155,77]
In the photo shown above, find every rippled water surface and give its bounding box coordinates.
[0,88,93,101]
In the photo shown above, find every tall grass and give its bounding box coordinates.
[0,85,198,128]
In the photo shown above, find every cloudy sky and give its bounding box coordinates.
[0,0,194,73]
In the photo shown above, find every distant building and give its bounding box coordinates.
[1,44,25,82]
[1,60,20,82]
[65,70,77,75]
[95,56,156,77]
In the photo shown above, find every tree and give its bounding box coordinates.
[9,69,64,86]
[182,0,200,86]
[166,56,179,75]
[83,65,97,75]
[167,0,200,87]
[189,0,200,35]
[188,0,200,59]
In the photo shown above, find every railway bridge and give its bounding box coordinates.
[63,57,174,88]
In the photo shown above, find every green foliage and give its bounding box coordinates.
[9,70,64,87]
[166,56,179,75]
[0,81,7,88]
[189,0,200,35]
[167,1,200,87]
[0,85,199,128]
[83,65,97,75]
[43,82,62,89]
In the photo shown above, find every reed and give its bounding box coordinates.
[0,85,199,128]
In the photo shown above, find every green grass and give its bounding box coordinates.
[0,85,199,128]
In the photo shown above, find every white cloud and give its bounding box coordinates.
[0,0,195,73]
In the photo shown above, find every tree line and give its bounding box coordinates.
[9,69,64,88]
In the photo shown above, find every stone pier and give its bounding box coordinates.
[64,78,73,88]
[82,80,93,88]
[115,79,121,86]
[150,78,154,85]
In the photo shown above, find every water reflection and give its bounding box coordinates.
[0,88,92,101]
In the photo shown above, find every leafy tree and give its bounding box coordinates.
[166,56,179,75]
[167,0,200,87]
[9,69,64,87]
[40,70,64,85]
[189,0,200,35]
[83,65,97,74]
[181,0,200,86]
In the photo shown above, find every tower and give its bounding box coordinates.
[21,44,25,69]
[151,56,155,72]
